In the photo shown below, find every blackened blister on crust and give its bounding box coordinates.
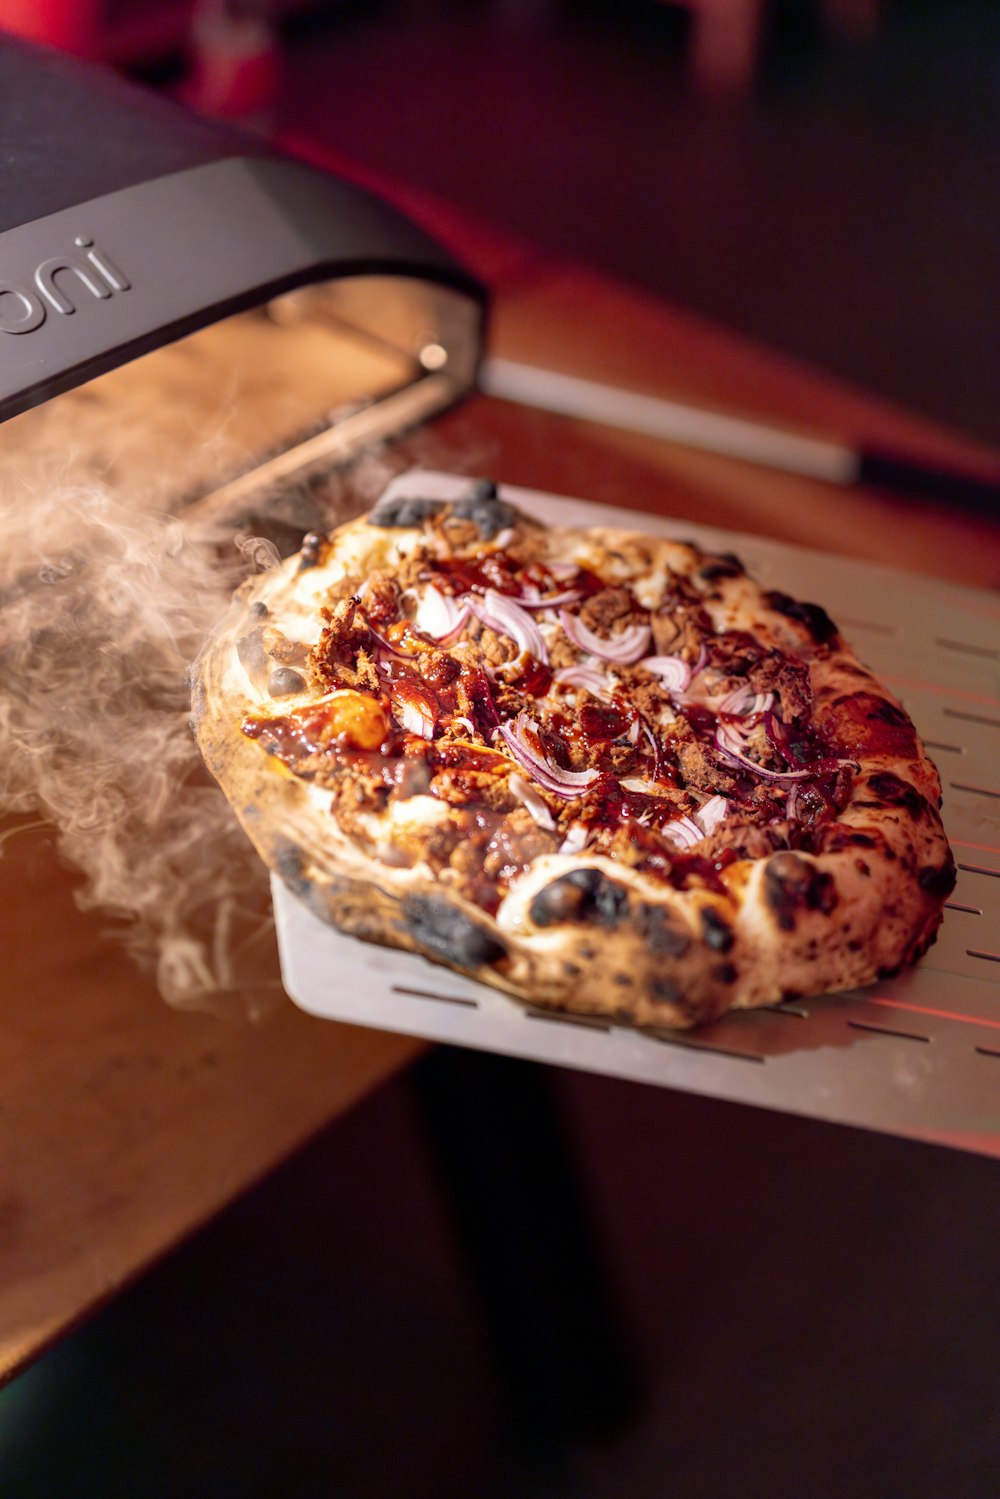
[529,868,629,928]
[450,479,520,539]
[700,906,735,953]
[268,666,306,697]
[918,859,957,901]
[764,852,838,932]
[403,894,506,967]
[861,771,928,820]
[764,590,839,645]
[369,495,445,529]
[275,841,310,899]
[816,826,878,854]
[867,699,911,729]
[698,554,744,582]
[636,903,690,957]
[299,531,324,569]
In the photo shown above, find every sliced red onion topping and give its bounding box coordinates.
[367,624,408,659]
[664,815,704,850]
[390,682,437,740]
[547,560,579,581]
[695,794,729,835]
[786,783,802,821]
[639,715,662,779]
[508,772,557,830]
[496,711,600,799]
[715,721,820,783]
[558,609,651,665]
[558,822,591,856]
[453,715,477,737]
[626,715,641,745]
[553,664,610,697]
[414,585,471,643]
[715,686,775,717]
[639,654,692,693]
[518,585,583,610]
[468,590,548,664]
[763,708,813,768]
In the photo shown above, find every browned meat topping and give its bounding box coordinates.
[310,599,370,689]
[242,519,873,912]
[675,738,741,796]
[483,809,560,884]
[651,578,711,658]
[361,571,401,625]
[578,585,638,636]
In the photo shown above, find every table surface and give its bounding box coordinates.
[2,150,998,1388]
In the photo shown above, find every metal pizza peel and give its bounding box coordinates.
[273,472,1000,1158]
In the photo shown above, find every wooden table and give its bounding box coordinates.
[2,152,997,1390]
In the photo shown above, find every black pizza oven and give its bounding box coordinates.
[0,35,486,505]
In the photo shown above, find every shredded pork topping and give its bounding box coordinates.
[241,508,877,915]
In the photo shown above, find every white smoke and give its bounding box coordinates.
[0,448,405,1011]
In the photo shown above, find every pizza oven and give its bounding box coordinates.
[3,37,998,1163]
[0,35,486,521]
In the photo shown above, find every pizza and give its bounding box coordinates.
[191,477,955,1030]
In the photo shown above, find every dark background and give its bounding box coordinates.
[274,0,1000,447]
[2,3,999,1495]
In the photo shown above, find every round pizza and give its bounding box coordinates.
[191,478,955,1030]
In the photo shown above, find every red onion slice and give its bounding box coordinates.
[518,586,583,610]
[558,822,591,856]
[453,715,477,737]
[715,686,775,717]
[553,665,611,697]
[496,712,600,799]
[639,654,692,693]
[639,716,662,779]
[508,772,557,830]
[715,721,817,783]
[695,794,729,835]
[467,590,548,664]
[367,624,408,659]
[664,815,704,850]
[414,585,471,645]
[786,783,802,821]
[390,682,437,740]
[558,609,651,665]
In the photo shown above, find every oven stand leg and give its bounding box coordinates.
[410,1048,636,1460]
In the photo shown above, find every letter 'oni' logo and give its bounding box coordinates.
[0,237,130,335]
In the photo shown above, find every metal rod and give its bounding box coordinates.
[479,356,856,482]
[479,358,1000,510]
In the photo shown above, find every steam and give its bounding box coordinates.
[0,452,399,1012]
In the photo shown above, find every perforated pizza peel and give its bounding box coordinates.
[274,472,1000,1157]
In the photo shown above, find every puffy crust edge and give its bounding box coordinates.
[190,509,954,1030]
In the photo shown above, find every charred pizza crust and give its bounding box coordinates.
[191,480,954,1029]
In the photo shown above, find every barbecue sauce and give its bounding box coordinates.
[243,691,389,759]
[242,533,875,910]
